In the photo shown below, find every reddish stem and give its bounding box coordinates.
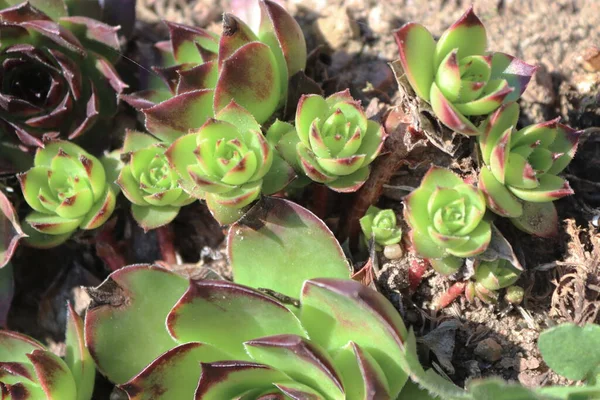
[309,183,329,220]
[434,281,466,310]
[338,110,413,248]
[408,258,428,293]
[156,224,177,265]
[95,220,126,272]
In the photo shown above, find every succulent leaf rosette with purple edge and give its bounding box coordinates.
[404,167,491,270]
[124,0,306,138]
[267,90,386,192]
[0,304,94,399]
[393,7,536,135]
[166,101,294,224]
[0,1,126,149]
[17,140,116,247]
[83,198,455,399]
[117,131,195,231]
[478,102,580,237]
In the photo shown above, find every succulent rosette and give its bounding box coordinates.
[393,7,535,135]
[465,258,521,304]
[117,131,195,231]
[18,140,116,247]
[0,304,94,399]
[124,0,306,138]
[404,167,491,269]
[166,101,293,224]
[0,1,126,149]
[359,206,402,248]
[478,103,580,236]
[267,90,386,192]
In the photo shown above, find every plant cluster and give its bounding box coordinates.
[83,198,452,399]
[0,1,592,399]
[396,7,581,305]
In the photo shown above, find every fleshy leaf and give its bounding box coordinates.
[228,197,350,298]
[65,303,95,400]
[144,89,215,143]
[120,343,230,400]
[0,192,25,268]
[300,279,409,398]
[510,201,558,238]
[393,23,435,101]
[167,280,306,360]
[194,361,288,399]
[214,42,281,124]
[244,334,344,399]
[131,205,180,232]
[85,265,188,384]
[434,7,487,69]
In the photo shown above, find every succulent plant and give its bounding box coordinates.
[0,191,24,268]
[0,1,126,148]
[84,198,460,399]
[359,205,402,248]
[0,304,94,399]
[166,102,294,224]
[477,103,580,237]
[117,131,195,231]
[124,0,306,134]
[393,7,535,136]
[267,91,386,192]
[18,140,117,247]
[465,258,521,304]
[404,167,491,272]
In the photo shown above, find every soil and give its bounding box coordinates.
[4,0,599,397]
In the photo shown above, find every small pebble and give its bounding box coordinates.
[383,243,403,259]
[474,338,503,362]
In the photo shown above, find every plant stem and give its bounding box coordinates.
[95,220,126,272]
[156,224,177,265]
[434,281,466,310]
[338,110,413,248]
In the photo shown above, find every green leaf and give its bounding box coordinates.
[120,343,230,400]
[538,323,600,382]
[245,334,345,400]
[261,153,296,195]
[166,281,307,360]
[393,22,436,101]
[1,0,67,20]
[214,42,282,124]
[25,212,82,235]
[123,130,161,153]
[467,378,542,400]
[205,194,247,225]
[0,192,25,269]
[131,205,180,232]
[510,201,558,238]
[28,349,77,399]
[84,265,188,384]
[332,342,391,399]
[228,197,350,298]
[434,7,487,69]
[300,279,408,398]
[194,361,289,399]
[65,304,95,400]
[479,167,523,218]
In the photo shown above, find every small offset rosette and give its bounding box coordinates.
[268,90,386,192]
[478,103,580,236]
[393,7,535,135]
[18,141,116,247]
[404,167,491,271]
[117,131,195,231]
[359,206,402,248]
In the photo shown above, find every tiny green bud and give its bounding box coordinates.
[504,285,525,305]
